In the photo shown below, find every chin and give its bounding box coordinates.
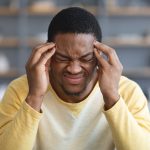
[62,85,86,96]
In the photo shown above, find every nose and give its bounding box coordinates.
[66,60,82,74]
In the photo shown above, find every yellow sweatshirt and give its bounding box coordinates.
[0,75,150,150]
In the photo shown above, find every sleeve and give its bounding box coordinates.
[0,79,43,150]
[103,80,150,150]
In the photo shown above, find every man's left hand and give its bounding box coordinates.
[94,41,123,110]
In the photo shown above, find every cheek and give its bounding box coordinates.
[50,61,65,75]
[84,63,97,73]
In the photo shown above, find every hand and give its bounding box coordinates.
[25,42,56,111]
[94,41,123,110]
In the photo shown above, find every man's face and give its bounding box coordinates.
[50,33,98,97]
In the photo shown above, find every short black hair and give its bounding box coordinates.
[47,7,102,42]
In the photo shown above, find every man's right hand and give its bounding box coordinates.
[25,42,56,111]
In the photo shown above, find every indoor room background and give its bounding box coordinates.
[0,0,150,109]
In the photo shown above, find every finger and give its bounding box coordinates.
[28,43,56,66]
[27,43,51,63]
[94,41,120,65]
[32,42,54,53]
[36,47,56,67]
[32,42,55,59]
[94,48,109,68]
[29,42,51,59]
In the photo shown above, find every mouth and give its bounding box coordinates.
[64,75,84,85]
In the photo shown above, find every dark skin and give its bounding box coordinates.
[25,33,123,112]
[49,33,98,103]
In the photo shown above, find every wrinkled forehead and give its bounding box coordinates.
[54,33,96,57]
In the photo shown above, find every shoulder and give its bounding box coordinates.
[119,75,147,106]
[4,74,29,102]
[9,74,28,92]
[119,76,139,91]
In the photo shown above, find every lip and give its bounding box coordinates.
[64,75,84,85]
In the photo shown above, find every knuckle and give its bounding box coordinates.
[32,44,43,53]
[106,48,114,56]
[32,47,38,53]
[109,48,115,55]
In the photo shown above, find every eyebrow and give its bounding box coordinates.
[54,51,94,59]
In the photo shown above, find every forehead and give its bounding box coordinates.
[54,33,96,56]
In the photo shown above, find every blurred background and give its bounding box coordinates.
[0,0,150,109]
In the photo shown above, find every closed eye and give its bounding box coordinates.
[80,53,96,63]
[54,55,71,62]
[52,52,70,62]
[53,52,96,63]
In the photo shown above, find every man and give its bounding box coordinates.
[0,7,150,150]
